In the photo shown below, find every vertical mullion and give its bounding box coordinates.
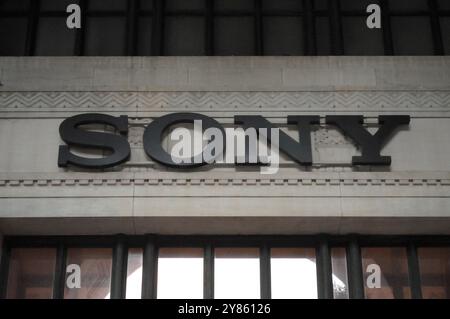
[142,234,158,299]
[126,0,139,55]
[316,238,333,299]
[0,244,10,299]
[407,243,423,299]
[428,0,444,55]
[203,244,214,299]
[380,0,394,55]
[346,238,364,299]
[205,0,214,55]
[254,0,263,55]
[25,0,40,56]
[111,235,127,299]
[52,244,67,299]
[260,244,271,299]
[151,0,165,56]
[75,0,88,56]
[303,0,316,55]
[328,0,343,55]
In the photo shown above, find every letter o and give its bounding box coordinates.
[143,113,226,168]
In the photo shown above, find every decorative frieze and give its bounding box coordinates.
[1,91,450,111]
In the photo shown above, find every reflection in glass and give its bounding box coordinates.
[126,248,143,299]
[418,247,450,299]
[270,248,317,299]
[215,248,260,299]
[157,248,203,299]
[331,248,349,299]
[6,248,56,299]
[361,247,411,299]
[64,248,112,299]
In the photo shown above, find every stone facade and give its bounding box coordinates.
[0,57,450,235]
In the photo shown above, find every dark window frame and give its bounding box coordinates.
[1,234,450,299]
[1,0,450,56]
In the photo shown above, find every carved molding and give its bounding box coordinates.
[1,91,450,111]
[0,178,449,187]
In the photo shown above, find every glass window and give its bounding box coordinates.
[0,0,29,11]
[388,0,429,11]
[263,17,304,56]
[126,248,143,299]
[64,248,113,299]
[137,17,152,55]
[40,0,79,11]
[361,247,411,299]
[441,18,450,55]
[215,248,260,299]
[391,17,434,55]
[215,17,255,55]
[418,247,450,299]
[165,0,204,11]
[35,18,76,55]
[316,17,331,55]
[270,248,317,299]
[85,17,127,56]
[0,18,28,55]
[331,248,349,299]
[6,248,56,299]
[89,0,127,11]
[157,248,203,299]
[262,0,302,11]
[215,0,254,11]
[342,17,384,55]
[164,17,204,56]
[340,0,380,11]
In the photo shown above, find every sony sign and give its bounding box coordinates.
[58,113,410,170]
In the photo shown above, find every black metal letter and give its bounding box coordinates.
[234,115,320,166]
[58,113,130,169]
[326,115,410,165]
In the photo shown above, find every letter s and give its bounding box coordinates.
[58,113,130,169]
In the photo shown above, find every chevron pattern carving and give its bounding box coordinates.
[1,91,450,110]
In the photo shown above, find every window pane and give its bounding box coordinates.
[340,0,379,11]
[388,0,429,11]
[263,17,304,56]
[441,18,450,55]
[137,17,152,55]
[270,248,317,299]
[215,0,254,11]
[165,0,204,11]
[126,248,143,299]
[40,0,79,11]
[262,0,302,11]
[361,247,411,299]
[164,17,204,55]
[418,247,450,299]
[85,18,127,55]
[0,18,28,55]
[438,0,450,10]
[6,248,56,299]
[88,0,127,11]
[391,17,434,55]
[215,17,255,55]
[64,248,112,299]
[0,0,29,11]
[316,17,331,55]
[35,18,76,55]
[331,248,349,299]
[215,248,260,299]
[342,17,384,55]
[157,248,203,299]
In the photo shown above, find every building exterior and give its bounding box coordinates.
[0,0,450,299]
